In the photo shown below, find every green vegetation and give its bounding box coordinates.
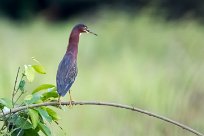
[0,60,62,135]
[0,11,204,135]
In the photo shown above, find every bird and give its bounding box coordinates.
[56,24,97,106]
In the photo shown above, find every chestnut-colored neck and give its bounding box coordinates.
[66,29,80,59]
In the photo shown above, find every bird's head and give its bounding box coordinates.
[74,24,97,36]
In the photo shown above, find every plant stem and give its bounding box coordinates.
[12,67,20,107]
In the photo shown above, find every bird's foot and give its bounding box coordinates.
[57,97,62,109]
[67,91,74,108]
[67,100,74,108]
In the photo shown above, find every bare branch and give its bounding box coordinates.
[0,101,203,136]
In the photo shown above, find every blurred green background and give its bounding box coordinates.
[0,1,204,135]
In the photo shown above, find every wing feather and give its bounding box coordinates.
[56,53,77,96]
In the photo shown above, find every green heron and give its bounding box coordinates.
[56,24,97,105]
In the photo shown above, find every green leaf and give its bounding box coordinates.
[32,65,46,74]
[24,65,35,82]
[29,109,39,129]
[41,90,58,101]
[32,84,55,94]
[38,122,51,136]
[46,108,60,121]
[37,108,52,123]
[18,80,26,92]
[11,128,24,136]
[49,86,56,92]
[8,114,18,123]
[15,117,33,129]
[0,98,13,108]
[24,95,32,101]
[24,129,40,136]
[24,94,41,104]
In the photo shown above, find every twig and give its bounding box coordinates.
[13,92,24,106]
[12,67,20,107]
[0,101,203,136]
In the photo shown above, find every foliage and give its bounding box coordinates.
[1,0,204,21]
[0,59,61,136]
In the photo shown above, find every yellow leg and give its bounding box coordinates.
[68,91,73,107]
[58,96,62,108]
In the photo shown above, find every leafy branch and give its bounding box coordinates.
[0,101,203,136]
[0,58,57,136]
[0,59,203,136]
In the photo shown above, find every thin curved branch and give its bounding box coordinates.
[0,101,203,136]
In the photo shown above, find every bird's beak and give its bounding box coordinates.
[86,29,97,36]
